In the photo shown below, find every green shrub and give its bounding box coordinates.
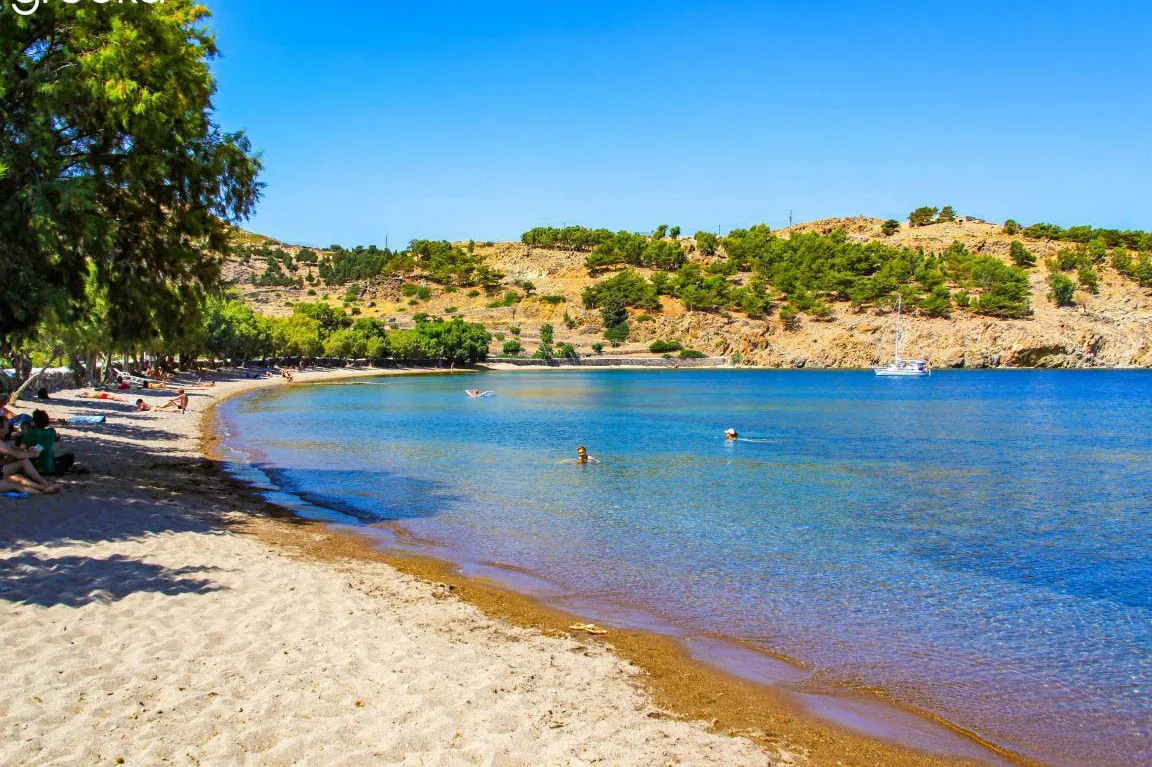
[1010,241,1036,267]
[635,314,654,323]
[1003,219,1021,235]
[558,343,578,359]
[539,324,554,344]
[649,340,682,353]
[541,295,566,305]
[779,304,800,329]
[494,332,505,341]
[604,322,629,343]
[509,325,521,336]
[881,219,901,236]
[502,339,523,355]
[563,311,578,330]
[307,288,317,296]
[679,349,707,359]
[1049,273,1077,306]
[445,306,458,314]
[591,342,604,354]
[401,283,421,297]
[408,299,419,306]
[467,289,481,298]
[1077,265,1098,293]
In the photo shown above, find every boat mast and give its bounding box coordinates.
[895,294,902,363]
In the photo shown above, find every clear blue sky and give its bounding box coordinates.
[208,0,1152,248]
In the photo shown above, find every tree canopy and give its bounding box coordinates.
[0,3,263,350]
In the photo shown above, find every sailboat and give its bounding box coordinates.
[874,295,930,377]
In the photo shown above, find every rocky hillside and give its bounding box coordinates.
[222,218,1152,368]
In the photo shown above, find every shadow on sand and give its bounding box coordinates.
[0,368,457,607]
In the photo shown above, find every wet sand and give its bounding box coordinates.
[1,367,1040,766]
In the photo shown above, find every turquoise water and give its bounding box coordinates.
[217,370,1152,767]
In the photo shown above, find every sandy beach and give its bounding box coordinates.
[0,369,1015,767]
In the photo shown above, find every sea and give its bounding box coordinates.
[215,369,1152,767]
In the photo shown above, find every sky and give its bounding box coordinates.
[207,0,1152,248]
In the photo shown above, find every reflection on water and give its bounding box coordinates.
[218,370,1152,767]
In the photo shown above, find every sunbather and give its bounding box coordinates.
[136,399,152,412]
[156,389,190,412]
[79,391,126,402]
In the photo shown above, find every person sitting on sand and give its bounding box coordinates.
[576,445,599,465]
[79,391,126,402]
[136,399,152,412]
[725,428,739,441]
[156,389,189,412]
[1,444,63,494]
[5,415,64,492]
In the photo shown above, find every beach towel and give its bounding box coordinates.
[3,492,28,499]
[65,415,107,425]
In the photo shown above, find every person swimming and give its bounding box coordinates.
[576,445,599,464]
[725,428,739,440]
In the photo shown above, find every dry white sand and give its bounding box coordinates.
[0,369,781,766]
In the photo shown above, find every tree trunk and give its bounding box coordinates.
[11,348,62,402]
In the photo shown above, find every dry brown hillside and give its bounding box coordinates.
[223,218,1152,368]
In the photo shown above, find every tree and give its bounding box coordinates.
[653,224,669,240]
[557,343,578,359]
[669,226,681,239]
[1049,273,1077,306]
[502,339,523,356]
[908,207,939,227]
[938,205,957,223]
[1,3,262,353]
[539,324,554,345]
[203,296,271,361]
[1078,265,1099,294]
[599,297,629,343]
[881,220,901,236]
[695,231,720,256]
[1010,241,1036,268]
[591,343,604,354]
[1003,219,1021,235]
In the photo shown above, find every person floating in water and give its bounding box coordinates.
[576,445,599,464]
[725,428,739,441]
[466,389,481,398]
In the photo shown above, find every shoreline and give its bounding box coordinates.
[205,368,1043,767]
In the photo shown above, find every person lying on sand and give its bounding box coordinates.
[136,399,152,412]
[79,391,126,402]
[156,389,190,412]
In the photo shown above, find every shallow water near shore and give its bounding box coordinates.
[217,369,1152,767]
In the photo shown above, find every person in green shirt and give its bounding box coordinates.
[18,409,59,475]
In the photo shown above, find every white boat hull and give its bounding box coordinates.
[874,366,930,377]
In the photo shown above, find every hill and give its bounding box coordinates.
[220,215,1152,369]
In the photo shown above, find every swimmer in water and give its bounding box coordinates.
[725,428,739,441]
[576,445,599,464]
